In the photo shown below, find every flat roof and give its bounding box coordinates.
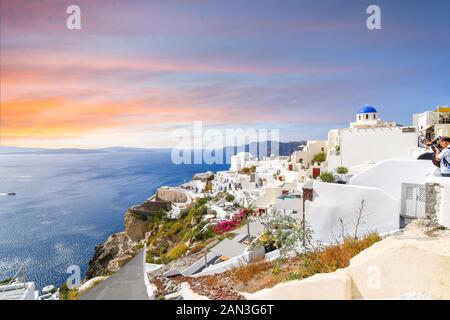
[0,284,29,300]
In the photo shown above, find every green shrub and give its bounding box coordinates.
[196,198,209,207]
[312,152,327,164]
[336,166,349,175]
[194,225,215,241]
[169,222,183,236]
[182,229,194,241]
[225,194,235,202]
[158,241,169,255]
[167,243,188,260]
[153,209,168,224]
[319,172,335,183]
[188,206,206,219]
[155,255,173,264]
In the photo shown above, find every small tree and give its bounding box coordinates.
[312,152,327,165]
[319,172,335,183]
[239,205,255,240]
[253,210,314,273]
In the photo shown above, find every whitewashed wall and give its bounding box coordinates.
[255,187,282,208]
[280,169,301,183]
[329,127,418,170]
[305,182,399,243]
[274,197,302,214]
[349,159,434,201]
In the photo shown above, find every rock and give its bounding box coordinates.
[86,206,153,279]
[192,172,214,182]
[85,231,136,279]
[124,210,149,242]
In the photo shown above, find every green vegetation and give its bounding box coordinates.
[312,152,327,165]
[285,233,381,281]
[146,204,216,264]
[335,145,341,156]
[167,243,188,260]
[196,197,209,207]
[192,232,381,294]
[253,210,313,262]
[59,283,79,300]
[0,278,12,285]
[225,194,235,202]
[335,166,349,175]
[319,171,335,183]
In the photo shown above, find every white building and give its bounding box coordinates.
[0,281,38,300]
[286,141,327,180]
[289,141,327,167]
[413,106,450,144]
[350,105,397,129]
[230,152,255,172]
[327,105,418,170]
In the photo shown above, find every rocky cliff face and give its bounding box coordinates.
[85,210,150,279]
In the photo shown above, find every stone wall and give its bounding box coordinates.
[425,183,442,222]
[426,173,450,228]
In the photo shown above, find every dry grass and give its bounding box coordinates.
[293,232,381,280]
[186,232,382,296]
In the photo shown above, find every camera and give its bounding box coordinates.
[427,137,442,152]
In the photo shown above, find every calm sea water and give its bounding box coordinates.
[0,150,228,289]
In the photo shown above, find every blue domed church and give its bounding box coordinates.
[350,105,396,128]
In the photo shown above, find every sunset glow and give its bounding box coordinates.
[1,0,449,148]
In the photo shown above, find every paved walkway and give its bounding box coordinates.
[209,220,264,259]
[80,250,149,300]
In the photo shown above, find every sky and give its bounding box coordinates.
[0,0,449,148]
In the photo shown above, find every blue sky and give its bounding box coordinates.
[1,0,449,147]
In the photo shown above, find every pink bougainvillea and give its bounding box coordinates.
[214,219,238,235]
[213,208,256,235]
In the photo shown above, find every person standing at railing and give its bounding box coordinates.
[433,137,450,177]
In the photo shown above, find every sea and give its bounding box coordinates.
[0,150,228,290]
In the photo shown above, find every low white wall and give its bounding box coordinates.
[255,187,282,208]
[350,159,434,201]
[181,252,220,276]
[180,282,209,300]
[305,182,399,243]
[245,270,352,300]
[280,169,301,184]
[194,251,252,277]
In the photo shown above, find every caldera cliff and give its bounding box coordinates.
[85,209,150,279]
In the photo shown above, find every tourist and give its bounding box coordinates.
[434,137,450,177]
